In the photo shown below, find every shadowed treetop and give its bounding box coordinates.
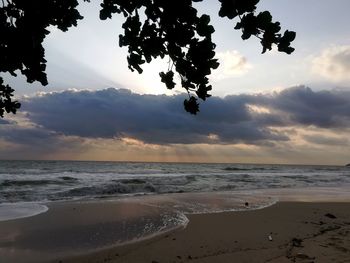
[0,0,295,117]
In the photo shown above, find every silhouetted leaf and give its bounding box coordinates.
[184,96,199,114]
[160,71,176,90]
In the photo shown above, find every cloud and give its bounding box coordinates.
[11,86,349,148]
[213,50,252,80]
[303,134,349,146]
[20,88,286,145]
[0,119,12,125]
[267,87,350,128]
[1,86,350,163]
[312,45,350,82]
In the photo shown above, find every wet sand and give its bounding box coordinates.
[0,200,182,263]
[1,201,350,263]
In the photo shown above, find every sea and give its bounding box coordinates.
[1,160,350,252]
[1,160,350,204]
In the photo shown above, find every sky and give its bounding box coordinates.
[1,0,350,164]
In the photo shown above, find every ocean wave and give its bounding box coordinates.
[1,179,60,187]
[1,190,39,202]
[223,167,276,171]
[0,203,48,221]
[223,167,251,171]
[1,161,350,204]
[117,178,147,184]
[226,174,256,182]
[59,176,78,181]
[0,177,78,188]
[215,184,237,191]
[57,181,158,198]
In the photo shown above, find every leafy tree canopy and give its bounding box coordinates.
[0,0,295,117]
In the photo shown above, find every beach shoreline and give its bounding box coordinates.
[1,199,350,263]
[63,201,350,263]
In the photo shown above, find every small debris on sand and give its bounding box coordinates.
[291,238,303,247]
[324,213,337,219]
[295,253,315,260]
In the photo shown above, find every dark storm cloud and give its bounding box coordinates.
[267,87,350,128]
[21,88,286,145]
[0,125,57,146]
[0,118,13,125]
[8,86,350,145]
[0,123,87,159]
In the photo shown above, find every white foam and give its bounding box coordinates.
[0,203,48,221]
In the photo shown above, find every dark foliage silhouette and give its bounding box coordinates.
[0,0,295,117]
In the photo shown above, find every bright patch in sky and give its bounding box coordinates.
[213,51,252,80]
[312,45,350,83]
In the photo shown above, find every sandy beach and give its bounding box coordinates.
[1,200,350,263]
[67,202,350,263]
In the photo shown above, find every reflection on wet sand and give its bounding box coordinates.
[0,191,275,262]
